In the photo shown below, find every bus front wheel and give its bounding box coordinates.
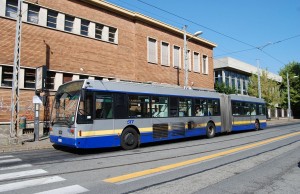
[121,128,139,150]
[206,122,215,138]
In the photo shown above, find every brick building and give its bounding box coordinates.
[0,0,216,144]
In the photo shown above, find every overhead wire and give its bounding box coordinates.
[133,0,299,65]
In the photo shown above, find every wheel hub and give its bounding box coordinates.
[125,133,134,145]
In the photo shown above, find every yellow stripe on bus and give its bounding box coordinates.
[233,120,267,125]
[78,121,237,137]
[104,131,300,183]
[79,127,153,137]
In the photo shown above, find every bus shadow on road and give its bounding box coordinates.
[52,144,122,155]
[52,129,260,155]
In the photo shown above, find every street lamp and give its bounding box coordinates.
[183,25,202,89]
[287,73,299,119]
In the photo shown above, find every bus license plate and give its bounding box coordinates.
[58,138,62,143]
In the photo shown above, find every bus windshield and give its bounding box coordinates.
[51,81,84,126]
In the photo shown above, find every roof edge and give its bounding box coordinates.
[80,0,217,48]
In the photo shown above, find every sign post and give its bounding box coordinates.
[33,96,42,141]
[34,66,46,141]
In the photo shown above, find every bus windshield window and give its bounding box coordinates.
[51,81,84,126]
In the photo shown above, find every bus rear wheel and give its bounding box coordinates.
[206,122,215,138]
[121,128,139,150]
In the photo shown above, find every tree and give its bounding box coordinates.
[279,61,300,118]
[214,82,237,94]
[248,69,281,109]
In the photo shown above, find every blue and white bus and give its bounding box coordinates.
[50,79,267,150]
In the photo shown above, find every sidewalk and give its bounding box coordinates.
[1,118,300,153]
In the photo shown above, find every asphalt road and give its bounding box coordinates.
[0,123,299,194]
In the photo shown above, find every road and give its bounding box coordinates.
[0,123,299,194]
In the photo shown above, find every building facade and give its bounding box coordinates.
[214,57,282,95]
[214,57,285,118]
[0,0,216,144]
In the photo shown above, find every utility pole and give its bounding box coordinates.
[256,59,261,99]
[287,73,291,119]
[183,26,202,89]
[10,0,23,138]
[183,25,188,89]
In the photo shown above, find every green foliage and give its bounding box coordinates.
[279,62,300,117]
[248,69,281,109]
[214,82,237,94]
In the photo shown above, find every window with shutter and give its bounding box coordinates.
[5,0,18,19]
[27,4,40,24]
[148,38,157,64]
[161,42,170,66]
[202,55,208,74]
[193,52,200,73]
[173,45,181,68]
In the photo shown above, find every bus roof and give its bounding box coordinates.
[76,79,265,103]
[229,94,266,103]
[83,79,221,99]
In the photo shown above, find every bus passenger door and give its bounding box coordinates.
[93,92,114,142]
[220,94,232,132]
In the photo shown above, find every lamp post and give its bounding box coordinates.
[256,59,261,98]
[287,73,299,119]
[183,25,202,89]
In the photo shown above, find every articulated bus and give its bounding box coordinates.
[50,79,267,150]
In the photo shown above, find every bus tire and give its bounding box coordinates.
[121,128,139,150]
[255,120,260,131]
[206,122,215,138]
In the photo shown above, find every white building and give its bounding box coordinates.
[214,57,285,118]
[214,57,282,95]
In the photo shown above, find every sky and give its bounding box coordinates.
[105,0,300,75]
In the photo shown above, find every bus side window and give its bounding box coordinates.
[200,99,208,116]
[170,97,178,117]
[77,91,93,123]
[232,101,239,115]
[251,103,257,115]
[95,93,113,119]
[114,93,128,119]
[151,96,168,118]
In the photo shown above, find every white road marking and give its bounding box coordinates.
[34,185,89,194]
[0,164,32,171]
[0,158,22,164]
[0,169,47,181]
[0,155,14,159]
[0,176,65,193]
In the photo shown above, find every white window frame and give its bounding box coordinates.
[173,45,181,68]
[95,23,104,40]
[202,55,208,74]
[184,49,192,71]
[27,4,39,24]
[80,19,89,36]
[161,41,170,66]
[64,15,74,32]
[47,9,58,28]
[5,0,18,19]
[193,52,200,73]
[147,37,158,64]
[108,27,117,43]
